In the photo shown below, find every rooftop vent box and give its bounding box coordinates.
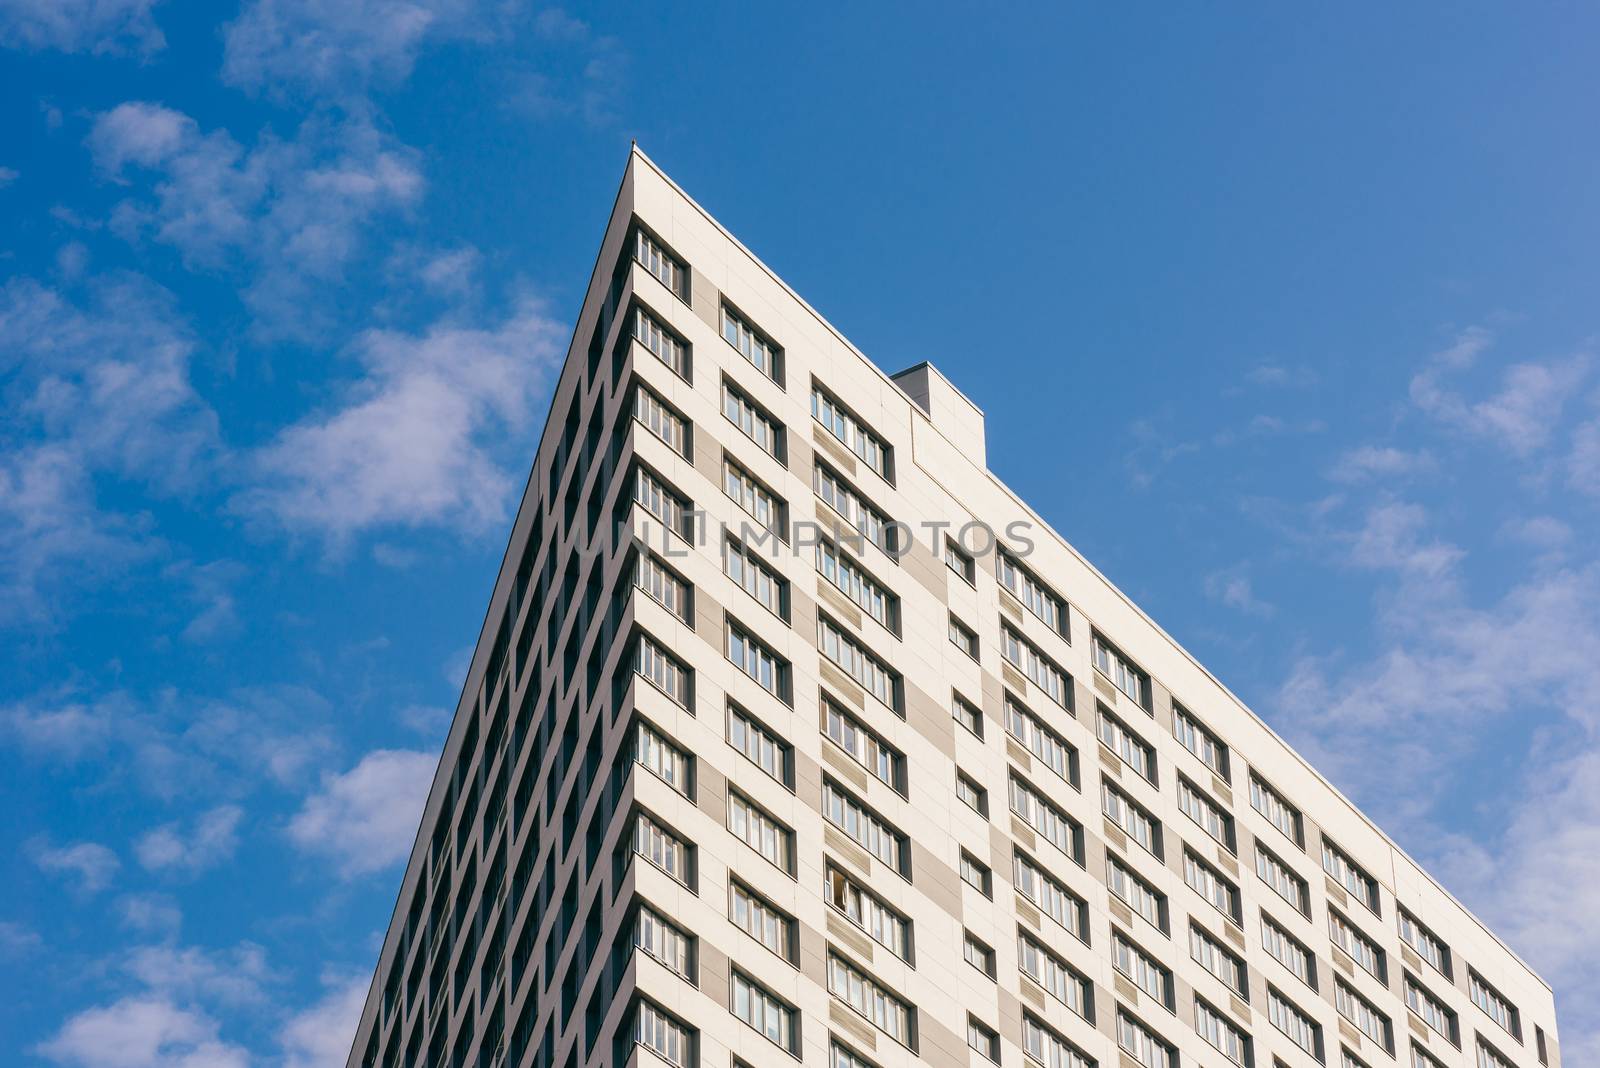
[891,361,986,467]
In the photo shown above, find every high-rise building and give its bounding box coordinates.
[345,148,1561,1068]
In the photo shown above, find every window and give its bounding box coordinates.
[635,904,693,980]
[725,537,788,620]
[1097,705,1155,782]
[731,971,796,1054]
[957,771,988,816]
[1398,908,1451,979]
[1337,978,1394,1053]
[728,790,793,874]
[634,719,691,796]
[823,778,908,875]
[1249,774,1304,848]
[1019,929,1091,1018]
[631,810,690,885]
[728,702,792,787]
[1537,1025,1550,1066]
[997,550,1067,635]
[1270,987,1324,1061]
[948,614,979,660]
[829,1040,879,1068]
[723,378,784,461]
[1102,781,1161,858]
[1016,850,1088,940]
[827,953,913,1047]
[1469,970,1520,1039]
[1178,775,1236,852]
[730,880,795,963]
[966,1016,1000,1062]
[815,463,897,555]
[1342,1047,1373,1068]
[1263,913,1316,989]
[1023,1012,1094,1068]
[960,850,992,897]
[721,304,781,383]
[1185,847,1242,924]
[1329,910,1386,982]
[818,615,902,711]
[1257,844,1309,915]
[1003,624,1069,707]
[1092,632,1150,710]
[727,620,789,701]
[633,383,688,455]
[1173,704,1230,781]
[1405,972,1459,1046]
[634,226,686,300]
[634,465,690,539]
[826,864,911,960]
[1322,838,1381,914]
[1196,998,1251,1067]
[1014,773,1084,860]
[636,551,690,622]
[1412,1043,1448,1068]
[964,931,997,979]
[1107,854,1167,933]
[953,692,983,737]
[1477,1037,1516,1068]
[1117,1008,1175,1068]
[635,631,690,708]
[633,305,688,377]
[823,695,905,794]
[812,382,891,480]
[723,456,786,539]
[1004,693,1077,784]
[1114,930,1173,1007]
[816,538,898,632]
[633,999,693,1068]
[1190,922,1248,997]
[944,537,975,583]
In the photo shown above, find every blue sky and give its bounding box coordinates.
[3,1,1599,1063]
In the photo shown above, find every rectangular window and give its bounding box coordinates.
[723,378,784,461]
[1185,847,1243,925]
[1107,853,1167,933]
[1117,1009,1175,1068]
[1476,1037,1516,1068]
[634,465,690,539]
[634,226,686,300]
[966,1016,1000,1063]
[1097,705,1155,782]
[632,999,693,1068]
[1114,930,1174,1007]
[818,615,902,712]
[1013,773,1083,860]
[1005,693,1078,785]
[815,463,897,555]
[728,790,793,874]
[1323,838,1381,914]
[1023,1012,1094,1068]
[727,620,789,701]
[1178,775,1236,852]
[633,304,688,378]
[953,691,983,737]
[1329,909,1386,982]
[812,382,892,481]
[944,537,975,583]
[730,879,795,963]
[1343,1047,1373,1068]
[1398,908,1452,979]
[634,631,691,708]
[1190,922,1248,997]
[827,953,913,1047]
[1337,978,1394,1053]
[829,1040,878,1068]
[1002,624,1070,707]
[997,550,1068,636]
[825,864,911,960]
[1102,781,1161,858]
[948,614,979,660]
[1019,929,1091,1018]
[633,383,688,455]
[725,536,788,621]
[963,931,997,979]
[960,850,992,897]
[721,304,781,383]
[823,695,905,794]
[1173,704,1230,781]
[723,456,786,539]
[957,771,988,816]
[631,810,690,886]
[1270,986,1324,1060]
[635,904,693,981]
[1413,1043,1448,1068]
[1092,631,1151,710]
[816,538,898,632]
[1263,913,1317,989]
[1404,972,1459,1046]
[1250,773,1304,848]
[728,702,792,788]
[1196,998,1252,1067]
[1016,850,1088,940]
[1469,970,1520,1039]
[823,778,908,875]
[636,551,690,622]
[731,971,796,1054]
[1257,843,1310,915]
[634,719,691,796]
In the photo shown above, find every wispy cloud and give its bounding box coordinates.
[281,974,368,1068]
[1327,445,1436,484]
[287,748,434,877]
[0,0,165,57]
[31,840,120,896]
[1410,326,1589,456]
[135,805,244,876]
[35,996,248,1068]
[1203,567,1275,618]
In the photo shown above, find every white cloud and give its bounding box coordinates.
[1567,416,1600,497]
[1203,568,1274,618]
[0,165,18,187]
[1244,363,1318,388]
[33,840,120,895]
[282,975,368,1068]
[1327,445,1436,484]
[287,749,434,876]
[135,806,243,876]
[123,942,273,1006]
[0,0,164,57]
[116,893,183,936]
[1410,327,1589,456]
[236,296,564,545]
[35,996,247,1068]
